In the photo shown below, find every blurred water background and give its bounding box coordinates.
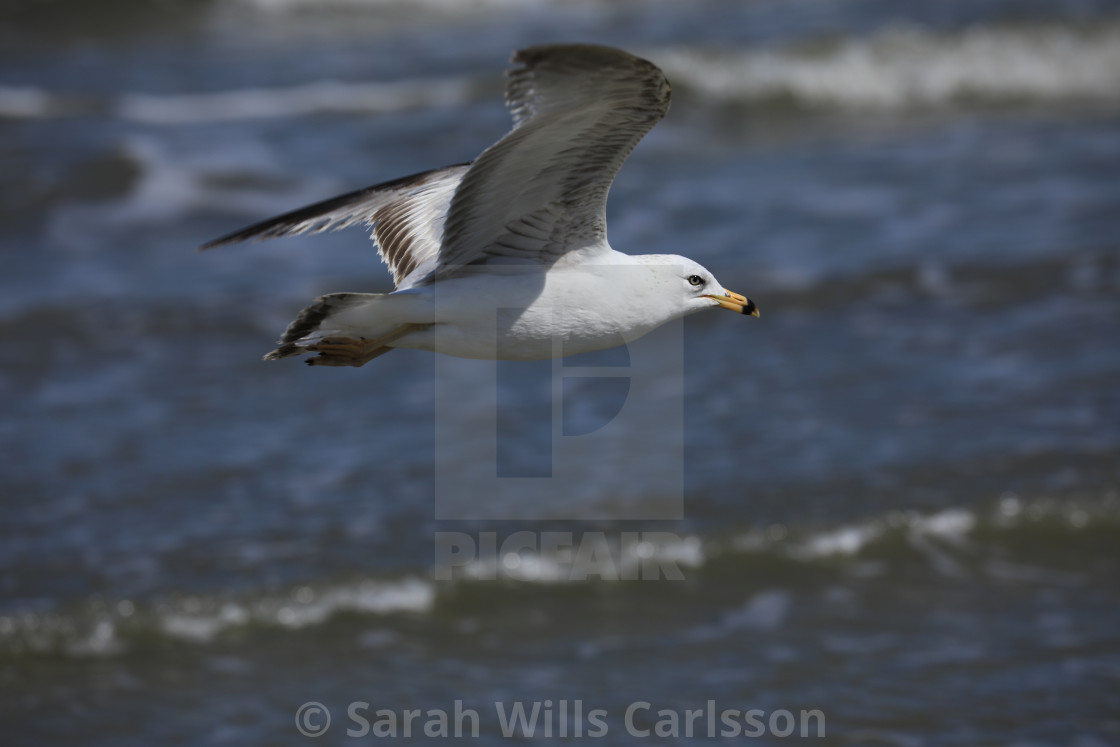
[2,0,1120,744]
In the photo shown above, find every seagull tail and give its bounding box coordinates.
[264,291,426,364]
[263,292,366,360]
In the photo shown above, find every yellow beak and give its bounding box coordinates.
[703,290,759,317]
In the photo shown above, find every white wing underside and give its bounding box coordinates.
[201,44,671,289]
[200,163,468,289]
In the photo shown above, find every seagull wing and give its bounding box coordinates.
[433,44,671,273]
[199,45,669,285]
[199,163,469,288]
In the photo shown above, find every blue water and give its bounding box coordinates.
[3,0,1120,744]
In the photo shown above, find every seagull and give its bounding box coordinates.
[201,43,758,367]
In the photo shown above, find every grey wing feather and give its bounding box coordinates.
[199,163,469,288]
[435,44,671,272]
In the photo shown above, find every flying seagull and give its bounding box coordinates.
[201,43,758,366]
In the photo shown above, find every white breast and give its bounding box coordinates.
[397,256,680,361]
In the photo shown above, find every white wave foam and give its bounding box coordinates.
[0,578,432,655]
[794,523,883,559]
[909,507,976,539]
[161,601,249,642]
[658,20,1120,109]
[118,77,474,124]
[2,76,474,124]
[231,0,553,15]
[46,135,343,251]
[159,577,434,642]
[0,87,61,118]
[0,608,125,657]
[758,507,979,561]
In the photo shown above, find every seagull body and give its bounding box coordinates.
[202,44,757,366]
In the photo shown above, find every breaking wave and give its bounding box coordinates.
[1,493,1114,658]
[3,18,1119,124]
[658,20,1120,110]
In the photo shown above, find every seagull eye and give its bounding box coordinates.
[687,274,704,287]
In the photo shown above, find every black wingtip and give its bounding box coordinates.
[197,229,258,252]
[197,234,238,252]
